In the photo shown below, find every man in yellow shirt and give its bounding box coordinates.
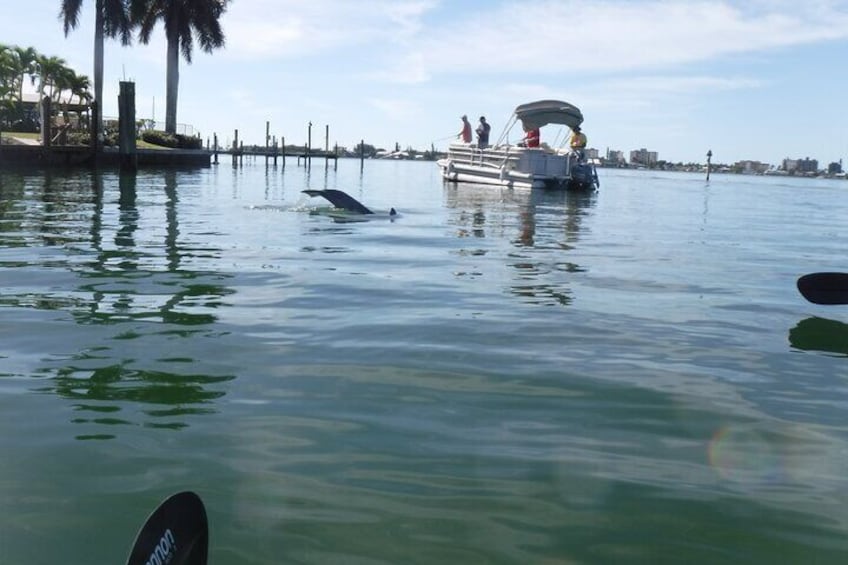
[570,125,587,150]
[569,125,587,161]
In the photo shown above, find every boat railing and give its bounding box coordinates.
[447,143,581,178]
[497,146,541,171]
[448,143,520,168]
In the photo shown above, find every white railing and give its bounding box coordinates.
[103,116,197,137]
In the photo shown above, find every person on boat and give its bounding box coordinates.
[570,125,587,159]
[520,126,540,148]
[476,116,491,148]
[457,115,472,143]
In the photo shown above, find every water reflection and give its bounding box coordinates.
[117,171,138,250]
[513,189,595,249]
[0,169,236,437]
[46,364,233,440]
[164,170,180,270]
[73,170,235,326]
[444,184,596,306]
[0,171,25,237]
[789,317,848,356]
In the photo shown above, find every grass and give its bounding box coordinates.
[4,131,38,140]
[1,131,176,150]
[137,139,170,149]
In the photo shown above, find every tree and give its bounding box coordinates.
[354,142,378,158]
[130,0,228,134]
[66,72,93,105]
[0,45,14,95]
[34,55,69,102]
[11,46,38,106]
[0,46,16,116]
[0,45,91,131]
[0,45,37,115]
[60,0,132,147]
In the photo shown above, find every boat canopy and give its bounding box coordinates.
[514,100,583,130]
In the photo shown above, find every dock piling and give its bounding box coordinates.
[40,97,51,149]
[118,81,137,171]
[307,121,312,169]
[706,149,712,181]
[265,121,270,167]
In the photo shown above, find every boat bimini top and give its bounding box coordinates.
[495,100,584,146]
[514,100,584,130]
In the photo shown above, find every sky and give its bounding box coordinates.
[3,0,848,165]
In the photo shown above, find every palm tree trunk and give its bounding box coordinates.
[93,0,105,151]
[165,33,179,135]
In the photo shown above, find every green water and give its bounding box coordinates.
[1,161,847,563]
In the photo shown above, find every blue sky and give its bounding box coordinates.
[3,0,848,165]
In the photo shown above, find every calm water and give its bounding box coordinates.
[2,159,848,564]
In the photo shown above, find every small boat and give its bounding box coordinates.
[437,100,599,191]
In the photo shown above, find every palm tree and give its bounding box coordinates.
[52,66,85,107]
[0,45,37,111]
[1,45,40,128]
[34,55,69,102]
[66,72,93,105]
[12,46,38,105]
[60,0,132,148]
[130,0,228,134]
[0,45,13,94]
[0,46,16,114]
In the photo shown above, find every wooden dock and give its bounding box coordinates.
[216,124,339,170]
[0,143,212,168]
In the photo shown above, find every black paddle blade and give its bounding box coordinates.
[126,491,208,565]
[797,272,848,305]
[302,189,373,214]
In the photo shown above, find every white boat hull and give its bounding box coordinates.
[437,143,597,191]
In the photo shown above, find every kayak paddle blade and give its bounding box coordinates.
[126,491,208,565]
[797,272,848,305]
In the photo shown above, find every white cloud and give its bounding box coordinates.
[221,0,438,59]
[369,97,420,120]
[601,74,764,96]
[380,1,848,80]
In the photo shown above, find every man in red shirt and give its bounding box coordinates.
[524,127,540,148]
[458,115,472,143]
[519,125,540,147]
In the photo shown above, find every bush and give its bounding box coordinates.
[142,130,202,150]
[66,131,90,146]
[142,130,177,148]
[9,118,39,133]
[175,134,202,150]
[102,121,119,147]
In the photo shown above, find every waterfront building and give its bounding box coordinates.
[630,148,658,166]
[605,149,626,165]
[736,160,770,174]
[782,157,818,174]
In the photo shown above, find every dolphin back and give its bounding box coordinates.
[302,189,373,214]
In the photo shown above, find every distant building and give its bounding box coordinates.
[630,148,658,166]
[827,160,843,175]
[585,147,599,160]
[782,157,818,174]
[735,160,770,174]
[605,148,626,165]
